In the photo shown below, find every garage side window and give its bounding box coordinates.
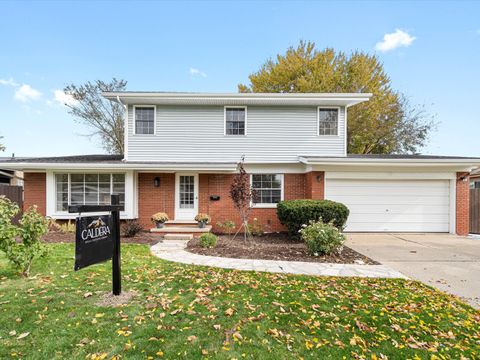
[55,173,125,212]
[318,108,338,136]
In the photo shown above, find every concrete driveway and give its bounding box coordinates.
[345,233,480,308]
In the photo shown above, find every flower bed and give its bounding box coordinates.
[187,233,378,264]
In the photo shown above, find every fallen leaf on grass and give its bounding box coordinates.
[187,335,197,342]
[17,332,30,340]
[224,308,235,316]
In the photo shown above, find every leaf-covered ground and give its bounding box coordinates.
[0,244,479,359]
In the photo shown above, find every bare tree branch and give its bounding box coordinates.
[63,78,127,154]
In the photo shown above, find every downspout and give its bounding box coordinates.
[117,95,128,162]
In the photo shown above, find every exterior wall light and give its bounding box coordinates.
[154,177,161,187]
[316,175,323,182]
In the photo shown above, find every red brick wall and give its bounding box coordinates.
[198,173,307,233]
[456,172,470,236]
[137,173,175,228]
[23,172,46,215]
[305,171,325,200]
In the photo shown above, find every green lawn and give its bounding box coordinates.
[0,244,479,359]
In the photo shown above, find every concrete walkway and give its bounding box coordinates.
[346,233,480,308]
[150,241,406,279]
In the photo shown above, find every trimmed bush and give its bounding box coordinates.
[299,220,345,255]
[277,199,349,237]
[198,233,217,248]
[121,220,143,238]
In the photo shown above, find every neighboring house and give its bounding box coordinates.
[1,92,479,235]
[0,162,23,186]
[470,169,480,189]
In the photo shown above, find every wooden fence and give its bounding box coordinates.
[470,188,480,234]
[0,184,23,223]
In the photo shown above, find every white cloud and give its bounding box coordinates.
[14,84,42,102]
[189,67,207,78]
[375,29,416,52]
[53,89,78,106]
[0,77,19,86]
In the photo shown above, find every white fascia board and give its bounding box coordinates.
[299,156,480,170]
[102,92,372,107]
[0,162,238,172]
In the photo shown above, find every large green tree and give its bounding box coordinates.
[239,41,435,154]
[63,78,127,154]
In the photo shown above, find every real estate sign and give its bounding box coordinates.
[74,215,114,271]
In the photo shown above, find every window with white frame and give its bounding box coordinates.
[55,173,125,212]
[135,106,155,134]
[251,174,283,206]
[318,108,339,136]
[225,107,246,135]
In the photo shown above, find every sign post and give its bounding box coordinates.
[111,195,121,295]
[69,194,123,296]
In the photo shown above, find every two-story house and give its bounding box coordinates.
[2,92,479,235]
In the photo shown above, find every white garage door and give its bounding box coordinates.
[325,179,450,232]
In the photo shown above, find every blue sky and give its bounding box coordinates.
[0,0,479,157]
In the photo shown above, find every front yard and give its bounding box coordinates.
[1,243,479,359]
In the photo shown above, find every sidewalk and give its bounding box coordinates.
[150,241,406,279]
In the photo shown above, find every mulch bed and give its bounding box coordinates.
[42,231,162,245]
[187,233,379,265]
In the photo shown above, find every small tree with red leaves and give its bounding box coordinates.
[230,157,256,241]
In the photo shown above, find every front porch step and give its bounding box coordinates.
[150,225,212,234]
[163,234,193,241]
[166,220,197,225]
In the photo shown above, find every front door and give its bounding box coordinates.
[175,173,198,220]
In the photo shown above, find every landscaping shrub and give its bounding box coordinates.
[277,199,349,237]
[299,220,345,255]
[247,218,264,236]
[0,196,48,276]
[216,220,236,238]
[121,220,143,238]
[198,233,217,248]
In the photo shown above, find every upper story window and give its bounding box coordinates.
[135,106,155,135]
[225,107,246,135]
[251,174,283,207]
[55,173,125,212]
[318,107,339,136]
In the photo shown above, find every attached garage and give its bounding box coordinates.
[325,178,453,232]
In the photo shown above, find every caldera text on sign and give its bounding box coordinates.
[81,217,111,243]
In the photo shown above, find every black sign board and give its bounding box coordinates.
[69,194,123,295]
[74,214,114,271]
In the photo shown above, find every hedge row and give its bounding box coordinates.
[276,199,349,237]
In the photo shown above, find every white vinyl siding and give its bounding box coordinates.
[126,105,346,162]
[325,179,450,232]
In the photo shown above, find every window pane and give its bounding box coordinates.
[135,107,154,134]
[112,174,125,182]
[70,174,84,183]
[251,174,282,204]
[318,108,338,136]
[225,108,245,135]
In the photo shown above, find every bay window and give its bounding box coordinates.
[55,173,125,212]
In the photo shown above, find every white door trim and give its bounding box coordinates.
[174,173,198,220]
